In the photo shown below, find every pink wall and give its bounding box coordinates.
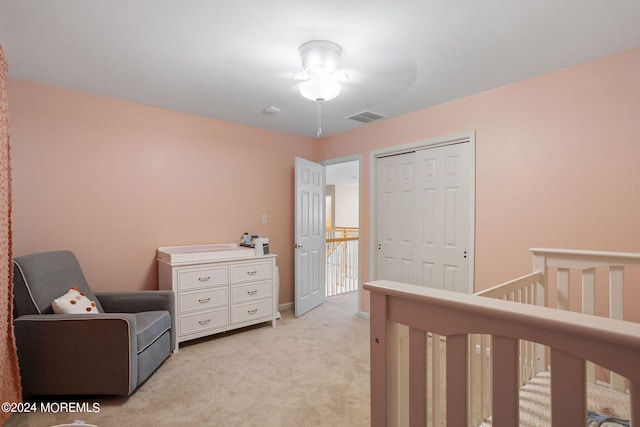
[8,47,640,317]
[319,48,640,314]
[8,79,317,304]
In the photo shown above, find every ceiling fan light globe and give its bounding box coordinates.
[299,77,341,102]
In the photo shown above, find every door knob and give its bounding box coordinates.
[293,243,305,249]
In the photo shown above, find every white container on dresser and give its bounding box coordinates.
[157,243,278,352]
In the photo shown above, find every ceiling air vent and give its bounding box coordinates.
[347,111,386,123]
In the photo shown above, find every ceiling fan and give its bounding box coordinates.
[294,40,348,137]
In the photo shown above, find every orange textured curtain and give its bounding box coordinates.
[0,44,22,424]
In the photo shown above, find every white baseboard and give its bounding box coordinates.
[278,301,368,319]
[278,302,294,312]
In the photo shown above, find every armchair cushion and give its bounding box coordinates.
[52,287,100,314]
[134,311,171,353]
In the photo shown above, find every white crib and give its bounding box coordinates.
[364,248,640,426]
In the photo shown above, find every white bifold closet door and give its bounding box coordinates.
[376,142,472,293]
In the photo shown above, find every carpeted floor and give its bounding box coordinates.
[5,292,370,427]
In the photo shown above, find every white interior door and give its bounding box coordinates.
[376,141,473,292]
[294,157,326,317]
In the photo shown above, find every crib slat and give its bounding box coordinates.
[446,334,468,426]
[481,334,492,423]
[551,348,586,426]
[432,333,442,426]
[631,380,639,427]
[409,327,426,426]
[582,268,595,315]
[492,335,519,426]
[370,292,387,427]
[398,325,409,426]
[533,270,547,373]
[582,269,597,386]
[557,268,570,310]
[610,266,624,320]
[610,266,626,392]
[469,334,491,426]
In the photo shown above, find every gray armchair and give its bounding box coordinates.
[12,250,175,397]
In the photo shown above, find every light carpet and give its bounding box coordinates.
[5,292,370,427]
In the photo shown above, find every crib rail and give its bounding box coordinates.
[365,279,640,426]
[472,272,546,423]
[531,248,640,392]
[475,271,544,302]
[530,248,640,319]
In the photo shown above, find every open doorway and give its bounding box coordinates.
[325,159,360,298]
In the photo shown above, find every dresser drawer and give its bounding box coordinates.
[180,288,228,313]
[231,281,272,304]
[230,261,271,284]
[230,299,272,325]
[178,266,227,291]
[180,308,228,336]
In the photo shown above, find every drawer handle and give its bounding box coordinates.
[198,276,211,282]
[198,298,211,304]
[247,290,258,296]
[247,309,258,315]
[246,270,258,275]
[198,319,211,325]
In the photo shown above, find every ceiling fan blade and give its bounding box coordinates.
[292,68,349,84]
[331,69,349,82]
[292,70,311,81]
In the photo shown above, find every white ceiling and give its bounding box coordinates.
[1,1,640,139]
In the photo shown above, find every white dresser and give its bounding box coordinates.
[157,244,277,351]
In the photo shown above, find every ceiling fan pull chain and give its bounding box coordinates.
[317,101,322,138]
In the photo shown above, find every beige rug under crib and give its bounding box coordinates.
[482,371,630,426]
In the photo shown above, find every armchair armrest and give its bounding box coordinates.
[95,290,174,313]
[95,290,176,352]
[14,314,138,396]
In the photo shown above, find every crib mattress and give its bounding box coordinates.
[482,371,629,426]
